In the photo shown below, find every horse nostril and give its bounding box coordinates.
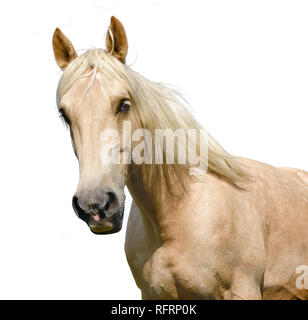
[72,195,89,223]
[104,192,116,212]
[72,196,79,209]
[104,202,110,212]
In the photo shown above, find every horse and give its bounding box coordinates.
[52,16,308,299]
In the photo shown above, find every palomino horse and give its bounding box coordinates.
[53,17,308,299]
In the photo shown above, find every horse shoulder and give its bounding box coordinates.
[125,201,163,295]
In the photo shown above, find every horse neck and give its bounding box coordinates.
[126,163,187,242]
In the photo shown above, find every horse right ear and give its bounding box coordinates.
[52,28,78,70]
[106,16,128,63]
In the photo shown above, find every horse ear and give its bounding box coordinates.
[52,28,78,70]
[106,16,128,63]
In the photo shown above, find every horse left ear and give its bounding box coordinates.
[52,28,78,70]
[106,16,128,63]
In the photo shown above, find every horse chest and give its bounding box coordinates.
[130,244,222,299]
[125,202,227,299]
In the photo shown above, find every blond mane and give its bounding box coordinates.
[57,49,248,194]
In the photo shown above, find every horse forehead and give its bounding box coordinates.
[95,71,125,95]
[62,71,124,107]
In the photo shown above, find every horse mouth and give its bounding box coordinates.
[88,218,114,234]
[87,210,123,235]
[88,221,122,234]
[89,224,122,234]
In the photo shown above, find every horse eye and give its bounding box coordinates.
[118,100,130,113]
[59,108,70,125]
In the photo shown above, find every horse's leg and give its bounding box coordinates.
[125,202,163,299]
[223,272,264,300]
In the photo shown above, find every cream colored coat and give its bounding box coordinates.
[125,158,308,299]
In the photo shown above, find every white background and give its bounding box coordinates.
[0,0,308,299]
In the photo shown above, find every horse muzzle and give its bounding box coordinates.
[72,191,124,234]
